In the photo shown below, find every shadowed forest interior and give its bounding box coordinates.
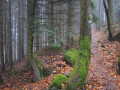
[0,0,120,90]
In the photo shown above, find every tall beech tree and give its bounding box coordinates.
[103,0,113,40]
[68,0,91,89]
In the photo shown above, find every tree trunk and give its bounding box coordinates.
[0,0,5,71]
[103,0,113,40]
[9,0,13,69]
[27,0,37,69]
[0,74,3,85]
[67,0,73,49]
[68,0,91,89]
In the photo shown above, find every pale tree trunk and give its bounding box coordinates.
[49,0,54,45]
[9,0,12,69]
[67,0,73,49]
[18,0,22,61]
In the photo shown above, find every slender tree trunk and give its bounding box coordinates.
[103,0,113,40]
[49,0,54,45]
[18,0,22,61]
[0,74,3,85]
[67,0,73,49]
[9,0,12,69]
[0,0,5,71]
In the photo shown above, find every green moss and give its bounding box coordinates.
[101,44,105,48]
[118,54,120,69]
[68,36,91,89]
[10,69,19,75]
[88,15,91,20]
[97,40,101,43]
[34,57,43,77]
[64,49,79,66]
[43,46,63,52]
[36,50,43,56]
[50,74,68,89]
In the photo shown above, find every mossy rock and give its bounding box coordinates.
[64,49,79,66]
[50,74,68,89]
[34,57,52,77]
[36,50,43,56]
[43,46,63,52]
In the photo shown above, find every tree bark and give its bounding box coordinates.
[68,0,91,89]
[9,0,13,69]
[27,0,37,69]
[67,0,73,49]
[0,0,5,71]
[103,0,113,40]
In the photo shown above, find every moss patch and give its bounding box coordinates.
[43,46,63,52]
[34,57,43,77]
[50,74,68,89]
[118,54,120,69]
[36,50,43,56]
[64,49,79,66]
[117,54,120,74]
[68,36,91,89]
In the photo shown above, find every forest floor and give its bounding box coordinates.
[0,48,73,90]
[0,29,120,90]
[86,30,120,90]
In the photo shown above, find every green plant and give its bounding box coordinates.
[97,40,101,43]
[64,49,79,66]
[101,44,105,48]
[10,69,19,75]
[50,74,68,89]
[43,67,52,77]
[36,50,43,56]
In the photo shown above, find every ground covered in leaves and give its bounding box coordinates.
[86,30,120,90]
[0,49,73,90]
[1,30,120,90]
